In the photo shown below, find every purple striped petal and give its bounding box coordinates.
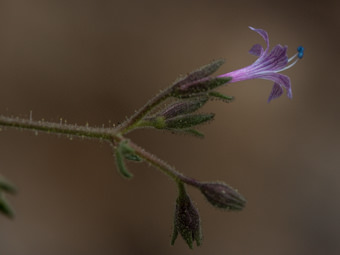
[268,83,283,102]
[252,72,292,101]
[249,44,263,56]
[264,45,288,71]
[249,27,269,54]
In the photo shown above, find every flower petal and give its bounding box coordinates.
[249,44,263,56]
[265,45,288,71]
[249,26,269,54]
[254,73,292,100]
[267,83,283,102]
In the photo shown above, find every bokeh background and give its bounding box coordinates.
[0,0,339,254]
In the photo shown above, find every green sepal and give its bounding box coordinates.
[137,116,166,129]
[114,146,133,179]
[208,91,234,103]
[170,129,205,138]
[183,129,205,138]
[170,224,179,246]
[172,77,232,98]
[172,59,225,89]
[119,140,142,162]
[0,193,15,218]
[0,176,17,194]
[165,113,214,129]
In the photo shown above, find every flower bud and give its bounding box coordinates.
[172,59,226,90]
[158,96,208,119]
[172,77,231,98]
[171,184,202,249]
[199,182,246,210]
[165,113,214,129]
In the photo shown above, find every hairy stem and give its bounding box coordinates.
[0,115,199,187]
[0,115,114,141]
[115,88,172,134]
[125,139,200,186]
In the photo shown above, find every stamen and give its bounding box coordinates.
[279,58,298,72]
[297,46,304,52]
[297,46,304,59]
[279,46,304,72]
[288,52,298,62]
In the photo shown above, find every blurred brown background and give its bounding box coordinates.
[0,0,339,254]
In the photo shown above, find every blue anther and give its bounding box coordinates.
[297,46,304,53]
[298,51,304,59]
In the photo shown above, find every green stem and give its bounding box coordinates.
[125,139,200,187]
[115,89,172,134]
[0,115,115,141]
[0,115,199,187]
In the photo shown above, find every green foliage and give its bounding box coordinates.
[208,91,234,103]
[0,176,16,218]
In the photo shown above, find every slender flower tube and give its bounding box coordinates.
[219,27,304,102]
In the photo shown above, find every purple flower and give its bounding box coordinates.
[219,27,304,102]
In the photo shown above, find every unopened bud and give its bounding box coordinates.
[172,59,226,89]
[158,96,208,119]
[165,113,214,129]
[172,77,231,98]
[171,184,202,249]
[199,182,246,210]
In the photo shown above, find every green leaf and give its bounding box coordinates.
[119,140,142,162]
[114,147,133,179]
[0,175,17,194]
[208,91,234,103]
[170,129,205,138]
[0,194,15,218]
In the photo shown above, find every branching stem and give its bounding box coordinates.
[0,114,199,187]
[115,88,172,134]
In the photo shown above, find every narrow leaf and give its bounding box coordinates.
[170,129,205,138]
[208,91,234,103]
[114,147,133,179]
[0,176,16,194]
[119,140,142,162]
[0,194,15,218]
